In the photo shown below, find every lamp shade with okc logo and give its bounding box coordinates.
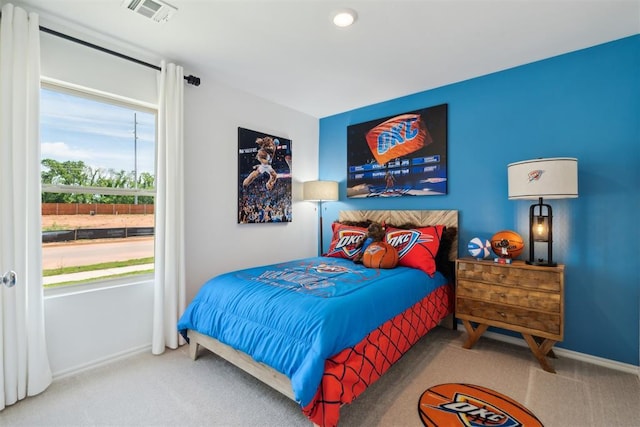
[508,158,578,200]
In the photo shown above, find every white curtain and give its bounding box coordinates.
[0,4,52,410]
[152,61,186,354]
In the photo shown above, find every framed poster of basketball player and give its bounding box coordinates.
[237,127,292,223]
[346,103,448,198]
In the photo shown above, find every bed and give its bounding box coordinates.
[177,210,458,426]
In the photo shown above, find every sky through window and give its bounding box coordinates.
[40,88,156,176]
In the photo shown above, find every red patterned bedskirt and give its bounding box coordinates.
[301,283,453,426]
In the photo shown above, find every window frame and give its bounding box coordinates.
[40,78,158,293]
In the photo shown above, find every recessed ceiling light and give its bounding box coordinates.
[333,9,357,27]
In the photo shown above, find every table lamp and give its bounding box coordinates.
[303,180,339,255]
[508,158,578,266]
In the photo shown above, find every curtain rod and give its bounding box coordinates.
[40,25,201,86]
[0,11,201,86]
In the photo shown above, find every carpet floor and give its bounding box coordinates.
[2,327,639,426]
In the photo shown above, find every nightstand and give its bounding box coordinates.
[455,257,564,373]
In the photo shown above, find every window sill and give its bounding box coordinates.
[44,273,154,299]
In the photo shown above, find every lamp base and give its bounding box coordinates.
[526,260,557,267]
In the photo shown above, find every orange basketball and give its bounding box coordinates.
[490,230,524,259]
[362,241,398,269]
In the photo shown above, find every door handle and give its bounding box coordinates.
[2,271,16,288]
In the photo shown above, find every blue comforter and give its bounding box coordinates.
[177,256,447,407]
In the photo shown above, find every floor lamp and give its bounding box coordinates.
[303,180,339,255]
[508,158,578,266]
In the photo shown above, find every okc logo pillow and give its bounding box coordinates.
[385,225,444,276]
[325,223,367,260]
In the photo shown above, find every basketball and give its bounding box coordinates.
[490,230,524,259]
[362,241,398,269]
[467,237,492,259]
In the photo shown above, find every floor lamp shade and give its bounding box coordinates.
[508,158,578,266]
[303,181,339,202]
[303,181,339,255]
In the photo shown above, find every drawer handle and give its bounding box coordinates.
[497,312,506,318]
[500,293,507,298]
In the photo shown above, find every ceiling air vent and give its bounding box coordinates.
[121,0,177,24]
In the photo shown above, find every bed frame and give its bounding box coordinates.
[187,209,458,408]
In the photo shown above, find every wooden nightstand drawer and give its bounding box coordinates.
[455,258,565,373]
[457,261,561,292]
[456,298,561,337]
[456,280,561,312]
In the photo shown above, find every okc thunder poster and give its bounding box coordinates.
[346,104,447,198]
[238,127,292,223]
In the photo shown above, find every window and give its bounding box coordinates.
[40,83,156,288]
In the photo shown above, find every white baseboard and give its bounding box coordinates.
[51,331,639,382]
[483,330,640,377]
[52,344,152,380]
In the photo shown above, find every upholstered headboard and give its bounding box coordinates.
[338,209,459,261]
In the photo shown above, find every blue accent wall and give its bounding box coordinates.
[318,35,639,366]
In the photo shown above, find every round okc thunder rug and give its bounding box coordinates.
[418,383,543,427]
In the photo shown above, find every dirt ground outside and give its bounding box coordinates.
[42,214,154,230]
[41,215,155,276]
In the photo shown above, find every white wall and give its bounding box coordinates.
[183,77,319,303]
[44,280,154,377]
[36,15,319,375]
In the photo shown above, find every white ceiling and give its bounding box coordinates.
[11,0,640,118]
